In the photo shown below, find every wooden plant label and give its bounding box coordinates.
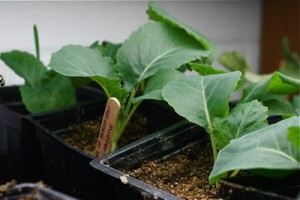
[94,97,120,157]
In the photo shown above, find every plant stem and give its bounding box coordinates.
[230,169,240,177]
[125,83,139,115]
[111,83,142,152]
[33,24,40,61]
[210,135,217,162]
[121,100,142,136]
[207,119,217,162]
[110,101,142,152]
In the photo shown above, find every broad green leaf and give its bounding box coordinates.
[0,51,47,88]
[147,1,216,61]
[20,74,75,113]
[188,62,244,90]
[287,126,300,149]
[117,22,209,91]
[162,71,241,132]
[241,79,269,103]
[241,72,300,103]
[209,116,300,184]
[49,45,116,78]
[262,95,296,116]
[48,45,124,100]
[133,69,185,102]
[189,63,225,76]
[268,72,300,94]
[212,100,268,150]
[218,51,250,72]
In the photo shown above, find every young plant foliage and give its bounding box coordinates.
[147,1,216,61]
[162,72,241,132]
[116,22,209,91]
[212,100,269,150]
[48,2,214,152]
[162,72,241,160]
[0,51,75,113]
[209,116,300,184]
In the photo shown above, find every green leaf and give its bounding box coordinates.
[218,51,250,72]
[92,76,128,106]
[49,45,116,78]
[162,71,241,132]
[287,126,300,149]
[189,63,225,76]
[262,95,296,116]
[0,51,47,88]
[241,72,300,103]
[48,45,125,100]
[147,1,216,61]
[209,116,300,184]
[268,72,300,94]
[20,73,75,113]
[212,100,268,150]
[99,41,121,63]
[134,69,185,102]
[117,22,209,91]
[241,79,269,103]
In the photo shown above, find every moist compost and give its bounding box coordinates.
[127,142,223,200]
[60,112,149,157]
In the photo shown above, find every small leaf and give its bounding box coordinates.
[162,71,241,132]
[287,126,300,149]
[134,69,185,102]
[189,63,225,75]
[92,76,128,107]
[20,74,75,113]
[218,51,249,72]
[49,45,116,78]
[0,51,47,88]
[268,72,300,94]
[212,100,268,150]
[209,116,300,184]
[117,22,209,91]
[99,41,121,63]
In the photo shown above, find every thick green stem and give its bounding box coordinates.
[210,135,218,162]
[207,118,217,162]
[33,24,40,61]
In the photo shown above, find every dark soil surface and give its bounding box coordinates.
[60,112,149,157]
[58,111,223,199]
[127,142,224,200]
